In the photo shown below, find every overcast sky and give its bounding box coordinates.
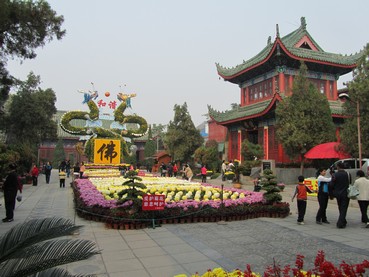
[7,0,369,126]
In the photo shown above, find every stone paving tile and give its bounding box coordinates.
[101,248,136,261]
[171,251,210,264]
[148,264,190,277]
[140,254,179,268]
[109,269,150,277]
[126,238,159,249]
[104,257,145,273]
[133,246,169,258]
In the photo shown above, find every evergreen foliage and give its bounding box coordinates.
[341,44,369,158]
[260,169,282,204]
[194,141,218,172]
[276,62,336,165]
[241,139,264,161]
[53,139,66,167]
[144,126,156,169]
[2,72,58,146]
[164,103,204,162]
[0,0,65,112]
[117,170,147,210]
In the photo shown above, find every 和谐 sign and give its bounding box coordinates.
[94,139,121,164]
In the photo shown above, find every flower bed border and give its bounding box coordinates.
[72,180,290,230]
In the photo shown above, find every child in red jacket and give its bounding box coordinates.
[292,175,314,225]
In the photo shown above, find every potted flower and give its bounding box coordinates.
[277,183,285,192]
[206,170,213,180]
[224,171,235,182]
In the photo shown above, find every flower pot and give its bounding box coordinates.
[233,183,242,189]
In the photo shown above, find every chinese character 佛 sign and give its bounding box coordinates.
[142,194,165,211]
[94,139,121,164]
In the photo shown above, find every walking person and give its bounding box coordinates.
[44,161,52,184]
[160,162,167,177]
[201,164,207,183]
[59,169,66,188]
[353,170,369,228]
[2,163,19,222]
[184,164,193,182]
[316,168,332,224]
[31,164,39,186]
[173,163,178,177]
[221,160,227,181]
[79,162,85,178]
[66,160,71,178]
[72,162,80,182]
[291,175,314,225]
[330,161,351,229]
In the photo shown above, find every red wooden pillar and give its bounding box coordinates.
[227,129,232,161]
[245,86,249,105]
[278,72,285,93]
[238,130,242,162]
[288,75,293,95]
[325,79,330,99]
[333,80,338,100]
[278,143,284,163]
[263,126,269,160]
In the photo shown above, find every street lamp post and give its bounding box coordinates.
[339,92,362,166]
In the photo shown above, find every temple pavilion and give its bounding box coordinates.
[208,17,364,164]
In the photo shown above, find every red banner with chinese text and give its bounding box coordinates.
[142,194,165,211]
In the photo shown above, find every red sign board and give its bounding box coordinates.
[142,194,165,211]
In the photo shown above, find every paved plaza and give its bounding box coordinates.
[1,170,369,276]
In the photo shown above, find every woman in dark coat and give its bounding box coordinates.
[3,163,18,222]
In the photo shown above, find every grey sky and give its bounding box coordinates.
[8,0,369,126]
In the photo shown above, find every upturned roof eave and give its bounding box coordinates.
[217,42,278,81]
[278,42,358,69]
[218,39,359,82]
[209,96,345,125]
[209,92,282,125]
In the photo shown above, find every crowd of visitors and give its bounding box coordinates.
[291,161,369,229]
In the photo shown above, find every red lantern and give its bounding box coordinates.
[105,91,110,97]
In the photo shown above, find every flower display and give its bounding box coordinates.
[224,171,235,180]
[76,177,264,208]
[72,168,290,228]
[174,251,369,277]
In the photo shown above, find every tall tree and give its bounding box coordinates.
[164,103,204,162]
[0,0,65,111]
[194,142,218,172]
[341,44,369,158]
[53,138,65,167]
[144,125,156,170]
[144,125,156,158]
[3,72,58,146]
[276,62,336,172]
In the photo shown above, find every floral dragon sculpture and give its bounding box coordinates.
[60,89,148,160]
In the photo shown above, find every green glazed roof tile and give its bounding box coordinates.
[209,98,344,123]
[217,17,363,78]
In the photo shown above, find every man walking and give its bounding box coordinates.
[45,162,52,184]
[330,162,351,228]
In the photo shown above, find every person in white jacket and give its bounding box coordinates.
[316,168,332,224]
[353,170,369,228]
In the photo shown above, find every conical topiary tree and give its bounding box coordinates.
[260,169,282,204]
[117,170,147,212]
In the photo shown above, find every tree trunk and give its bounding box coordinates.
[300,156,305,176]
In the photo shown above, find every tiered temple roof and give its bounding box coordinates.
[216,17,363,84]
